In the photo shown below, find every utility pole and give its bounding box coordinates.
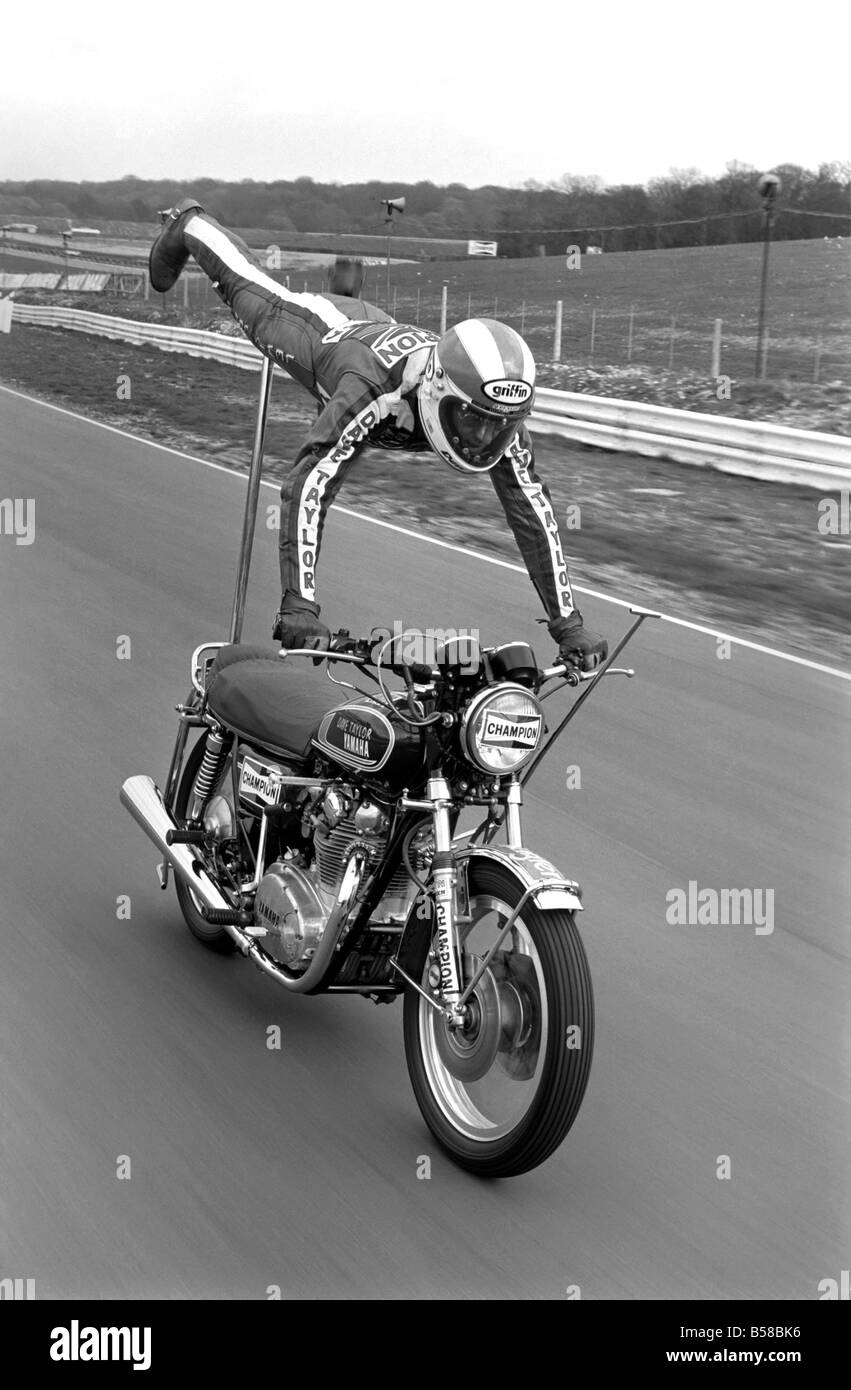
[755,173,781,380]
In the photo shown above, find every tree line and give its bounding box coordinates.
[1,162,847,255]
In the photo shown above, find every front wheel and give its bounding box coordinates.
[403,861,593,1178]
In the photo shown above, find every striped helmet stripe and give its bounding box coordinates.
[185,216,350,334]
[478,318,535,383]
[517,332,535,383]
[453,319,507,385]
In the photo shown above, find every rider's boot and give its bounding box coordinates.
[149,196,204,292]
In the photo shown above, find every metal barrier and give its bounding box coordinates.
[533,389,851,488]
[10,302,850,489]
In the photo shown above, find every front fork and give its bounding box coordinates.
[402,775,524,1026]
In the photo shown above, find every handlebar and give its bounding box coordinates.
[278,647,437,685]
[280,610,656,789]
[278,640,634,688]
[540,663,636,685]
[277,647,366,664]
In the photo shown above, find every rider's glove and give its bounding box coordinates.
[548,610,608,672]
[273,589,331,653]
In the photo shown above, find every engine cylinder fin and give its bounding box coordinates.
[314,821,386,895]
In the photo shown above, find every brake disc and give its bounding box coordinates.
[433,955,503,1082]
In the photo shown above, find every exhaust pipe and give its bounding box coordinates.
[120,775,234,916]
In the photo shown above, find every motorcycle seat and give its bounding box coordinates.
[205,644,343,761]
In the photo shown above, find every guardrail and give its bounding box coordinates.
[533,389,851,489]
[10,302,850,489]
[11,302,255,369]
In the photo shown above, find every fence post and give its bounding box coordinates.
[440,283,448,334]
[285,274,290,290]
[668,315,676,370]
[553,299,563,362]
[627,305,635,362]
[589,307,596,363]
[711,317,722,377]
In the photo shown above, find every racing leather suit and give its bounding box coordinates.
[179,211,577,624]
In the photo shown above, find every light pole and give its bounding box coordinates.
[755,172,781,380]
[380,196,405,314]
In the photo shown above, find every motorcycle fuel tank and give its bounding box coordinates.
[312,699,425,787]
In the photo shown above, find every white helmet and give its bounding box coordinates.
[418,318,536,472]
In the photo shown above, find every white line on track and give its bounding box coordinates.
[3,383,849,683]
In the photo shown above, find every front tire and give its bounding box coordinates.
[403,861,593,1178]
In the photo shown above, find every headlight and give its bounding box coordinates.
[460,684,544,775]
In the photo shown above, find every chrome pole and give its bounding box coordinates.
[520,607,660,791]
[230,356,274,644]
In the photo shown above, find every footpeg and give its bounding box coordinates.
[156,860,170,890]
[166,827,207,846]
[203,907,251,926]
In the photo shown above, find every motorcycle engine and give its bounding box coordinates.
[253,789,390,971]
[253,860,328,970]
[311,791,428,922]
[313,793,389,897]
[253,787,431,971]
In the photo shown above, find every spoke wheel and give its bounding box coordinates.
[403,861,593,1178]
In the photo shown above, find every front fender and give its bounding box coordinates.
[393,842,583,981]
[457,844,583,913]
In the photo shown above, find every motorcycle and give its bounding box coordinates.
[120,361,658,1178]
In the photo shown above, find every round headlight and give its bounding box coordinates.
[460,684,544,775]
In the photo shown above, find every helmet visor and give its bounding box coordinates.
[438,399,520,469]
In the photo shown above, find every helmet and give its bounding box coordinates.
[417,318,536,473]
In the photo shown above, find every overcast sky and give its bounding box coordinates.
[2,0,846,188]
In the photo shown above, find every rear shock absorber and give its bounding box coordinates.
[187,727,232,823]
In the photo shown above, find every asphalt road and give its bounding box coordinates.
[1,385,848,1300]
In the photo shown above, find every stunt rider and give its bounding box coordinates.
[149,198,608,673]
